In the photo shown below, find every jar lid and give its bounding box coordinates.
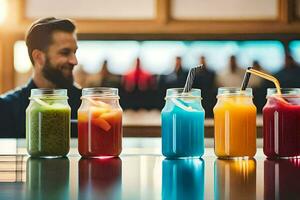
[217,87,252,97]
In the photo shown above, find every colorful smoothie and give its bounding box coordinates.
[263,93,300,158]
[214,88,256,158]
[26,101,70,157]
[245,69,300,158]
[161,89,204,158]
[78,100,122,157]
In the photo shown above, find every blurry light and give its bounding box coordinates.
[140,41,186,74]
[0,0,7,25]
[290,41,300,65]
[187,41,239,71]
[77,41,105,74]
[77,41,139,74]
[106,41,140,74]
[238,41,285,73]
[14,41,32,73]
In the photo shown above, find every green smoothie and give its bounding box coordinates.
[26,100,71,157]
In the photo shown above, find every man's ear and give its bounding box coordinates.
[32,49,46,67]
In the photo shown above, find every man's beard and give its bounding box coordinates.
[42,58,74,88]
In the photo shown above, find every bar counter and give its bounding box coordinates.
[123,110,264,137]
[0,138,299,200]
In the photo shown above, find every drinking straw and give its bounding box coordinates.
[240,67,252,91]
[247,68,282,95]
[32,98,51,107]
[183,65,203,93]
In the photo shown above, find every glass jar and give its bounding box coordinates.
[213,87,256,158]
[161,88,205,158]
[263,88,300,158]
[78,88,122,157]
[26,89,71,157]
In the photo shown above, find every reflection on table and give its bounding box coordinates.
[162,158,204,200]
[214,159,256,200]
[78,158,122,200]
[26,158,69,200]
[0,145,300,199]
[264,158,300,200]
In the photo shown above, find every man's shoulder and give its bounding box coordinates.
[0,85,28,104]
[0,79,34,102]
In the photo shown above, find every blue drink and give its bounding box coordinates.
[161,88,205,158]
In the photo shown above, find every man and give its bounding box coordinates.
[0,17,81,138]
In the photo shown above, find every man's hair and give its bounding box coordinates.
[25,17,76,64]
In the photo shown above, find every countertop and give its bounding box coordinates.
[0,138,298,200]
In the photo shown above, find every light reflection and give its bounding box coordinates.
[162,158,204,200]
[14,41,32,73]
[0,0,7,25]
[26,157,69,200]
[264,159,300,200]
[78,157,122,200]
[214,159,256,200]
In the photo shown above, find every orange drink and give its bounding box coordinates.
[214,87,256,158]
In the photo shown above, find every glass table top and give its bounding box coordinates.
[0,138,299,200]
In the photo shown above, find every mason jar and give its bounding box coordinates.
[213,87,256,158]
[26,89,71,157]
[263,88,300,158]
[78,88,123,157]
[161,88,205,158]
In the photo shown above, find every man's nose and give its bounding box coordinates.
[69,54,78,65]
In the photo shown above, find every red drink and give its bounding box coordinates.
[78,88,122,157]
[263,88,300,158]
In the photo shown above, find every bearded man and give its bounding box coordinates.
[0,17,81,137]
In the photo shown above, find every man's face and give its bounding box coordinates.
[42,31,78,88]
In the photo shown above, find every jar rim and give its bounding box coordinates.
[30,88,68,98]
[82,87,119,98]
[165,88,202,98]
[217,87,253,97]
[267,88,300,97]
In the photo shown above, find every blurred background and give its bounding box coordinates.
[1,0,300,118]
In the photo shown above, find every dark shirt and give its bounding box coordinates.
[0,79,81,138]
[274,66,300,88]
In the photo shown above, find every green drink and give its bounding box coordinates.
[26,89,71,157]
